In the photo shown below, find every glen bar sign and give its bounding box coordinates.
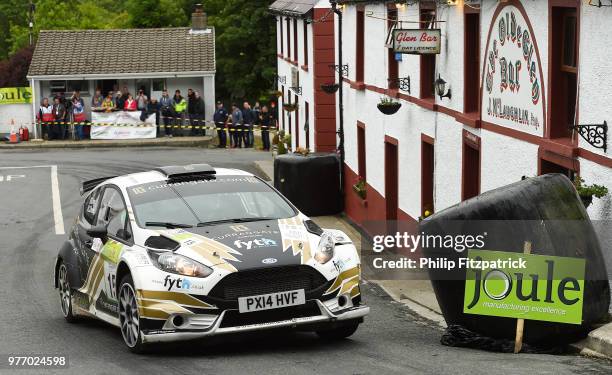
[393,29,441,54]
[481,4,545,137]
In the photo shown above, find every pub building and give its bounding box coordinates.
[271,0,611,228]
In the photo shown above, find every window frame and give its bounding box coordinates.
[560,10,577,74]
[96,185,134,245]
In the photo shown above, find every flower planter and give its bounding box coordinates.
[352,183,367,200]
[580,195,593,208]
[270,90,283,97]
[321,83,339,94]
[377,102,401,115]
[283,104,298,112]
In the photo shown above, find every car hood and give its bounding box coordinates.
[154,217,316,273]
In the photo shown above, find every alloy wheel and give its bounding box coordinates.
[58,264,72,317]
[119,283,140,348]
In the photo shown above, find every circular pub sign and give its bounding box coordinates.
[481,2,546,137]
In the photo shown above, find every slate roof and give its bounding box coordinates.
[269,0,318,17]
[27,27,215,77]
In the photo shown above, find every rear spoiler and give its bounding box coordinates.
[80,176,117,195]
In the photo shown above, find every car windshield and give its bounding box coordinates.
[127,175,296,228]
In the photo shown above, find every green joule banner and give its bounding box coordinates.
[463,250,585,324]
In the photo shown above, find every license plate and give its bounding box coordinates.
[238,289,305,313]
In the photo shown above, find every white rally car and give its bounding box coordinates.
[54,164,369,352]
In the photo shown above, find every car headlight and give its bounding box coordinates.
[147,249,213,278]
[314,232,335,264]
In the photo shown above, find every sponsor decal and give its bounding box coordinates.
[464,250,585,324]
[0,87,32,105]
[333,259,345,273]
[233,238,277,250]
[159,275,205,291]
[100,240,123,264]
[229,224,249,232]
[262,258,278,264]
[481,4,545,136]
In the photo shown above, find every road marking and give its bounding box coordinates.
[51,165,65,235]
[0,175,25,182]
[0,165,65,235]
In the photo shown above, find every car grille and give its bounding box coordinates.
[219,301,322,328]
[208,265,329,301]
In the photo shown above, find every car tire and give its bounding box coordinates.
[118,274,147,353]
[58,262,79,323]
[316,320,360,340]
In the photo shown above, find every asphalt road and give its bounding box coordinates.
[0,147,610,375]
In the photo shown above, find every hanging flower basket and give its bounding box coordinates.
[352,179,367,200]
[377,102,402,115]
[283,103,298,112]
[321,83,339,94]
[270,90,283,98]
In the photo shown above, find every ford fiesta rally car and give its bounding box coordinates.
[54,164,369,352]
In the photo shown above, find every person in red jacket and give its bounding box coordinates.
[124,94,137,111]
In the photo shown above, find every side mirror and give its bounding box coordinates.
[87,225,107,239]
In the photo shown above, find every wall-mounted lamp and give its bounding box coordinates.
[395,2,406,9]
[435,74,452,100]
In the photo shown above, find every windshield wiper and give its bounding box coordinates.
[145,221,194,229]
[197,217,277,227]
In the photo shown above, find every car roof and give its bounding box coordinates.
[103,167,255,189]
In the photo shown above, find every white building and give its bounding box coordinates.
[26,6,215,139]
[308,0,611,231]
[270,0,338,152]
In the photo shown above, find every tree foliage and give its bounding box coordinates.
[0,46,34,87]
[0,0,276,101]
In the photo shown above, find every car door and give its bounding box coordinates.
[75,187,103,286]
[93,186,133,316]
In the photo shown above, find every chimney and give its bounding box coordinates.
[192,4,207,30]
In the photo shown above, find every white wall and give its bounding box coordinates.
[0,104,32,134]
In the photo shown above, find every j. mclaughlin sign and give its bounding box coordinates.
[481,4,545,137]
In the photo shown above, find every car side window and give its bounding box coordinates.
[97,187,132,242]
[83,188,102,225]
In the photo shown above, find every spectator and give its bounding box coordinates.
[91,89,103,107]
[51,96,66,140]
[270,101,279,128]
[38,97,54,140]
[231,103,244,148]
[192,90,205,136]
[173,90,187,135]
[213,101,228,148]
[115,91,125,110]
[124,94,137,111]
[260,105,272,151]
[187,88,196,132]
[102,92,115,111]
[242,101,254,148]
[159,89,174,137]
[71,91,86,140]
[136,89,148,111]
[141,98,160,126]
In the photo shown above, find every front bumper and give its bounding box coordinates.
[141,300,370,344]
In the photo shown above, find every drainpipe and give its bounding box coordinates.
[330,0,345,210]
[30,78,38,139]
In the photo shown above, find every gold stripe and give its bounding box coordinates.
[79,256,104,295]
[339,275,359,295]
[350,285,361,298]
[139,306,171,320]
[138,299,191,314]
[137,290,213,309]
[325,267,360,294]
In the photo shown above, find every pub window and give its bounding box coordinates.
[420,7,436,99]
[550,7,578,139]
[464,12,480,113]
[421,138,434,216]
[293,19,299,62]
[280,17,284,55]
[305,101,310,149]
[49,80,67,95]
[356,8,365,82]
[66,80,89,95]
[387,7,399,89]
[357,123,366,180]
[152,79,166,92]
[303,20,309,66]
[462,142,480,201]
[286,18,291,59]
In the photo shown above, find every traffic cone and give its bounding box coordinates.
[9,120,19,143]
